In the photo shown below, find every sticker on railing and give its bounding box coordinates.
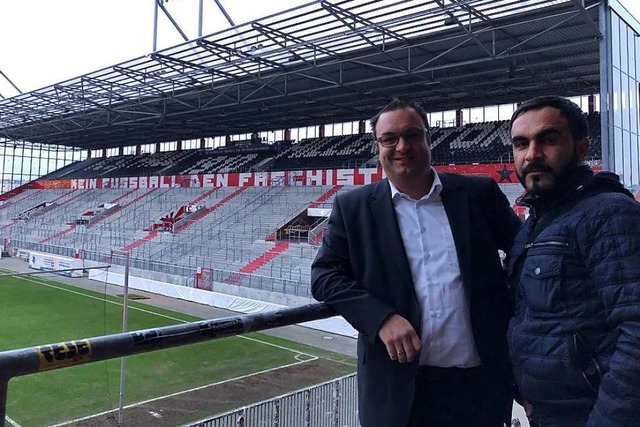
[37,340,92,371]
[132,329,162,346]
[199,318,245,338]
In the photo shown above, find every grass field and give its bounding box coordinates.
[0,271,355,426]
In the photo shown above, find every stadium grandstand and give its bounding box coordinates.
[0,0,638,425]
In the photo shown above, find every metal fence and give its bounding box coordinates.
[12,239,77,258]
[0,303,337,426]
[10,240,312,297]
[188,374,358,427]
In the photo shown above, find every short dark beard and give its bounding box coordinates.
[517,153,581,197]
[517,160,555,195]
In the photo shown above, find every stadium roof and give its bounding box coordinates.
[0,0,602,150]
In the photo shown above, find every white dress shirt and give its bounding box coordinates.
[389,172,481,368]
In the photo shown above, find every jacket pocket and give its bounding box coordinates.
[521,254,564,312]
[568,333,602,393]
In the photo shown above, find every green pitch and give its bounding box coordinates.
[0,272,354,426]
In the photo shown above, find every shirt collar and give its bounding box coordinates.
[389,168,443,201]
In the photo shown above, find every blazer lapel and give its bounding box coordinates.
[369,180,414,288]
[439,174,473,287]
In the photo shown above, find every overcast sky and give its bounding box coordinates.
[0,0,309,96]
[0,0,639,97]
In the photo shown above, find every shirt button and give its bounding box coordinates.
[420,227,426,232]
[534,267,541,275]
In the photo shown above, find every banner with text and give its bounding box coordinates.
[40,164,603,190]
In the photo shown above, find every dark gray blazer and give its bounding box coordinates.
[311,173,521,427]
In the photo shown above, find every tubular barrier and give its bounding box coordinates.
[0,303,335,426]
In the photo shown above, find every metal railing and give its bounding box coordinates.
[189,373,358,427]
[10,239,314,296]
[308,216,329,245]
[0,303,336,426]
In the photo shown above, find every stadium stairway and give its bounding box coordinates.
[120,230,159,252]
[189,187,221,205]
[49,188,81,204]
[41,189,86,214]
[23,190,87,242]
[0,189,65,230]
[120,187,245,252]
[225,241,290,284]
[172,187,240,234]
[309,185,343,208]
[86,188,159,228]
[0,188,73,215]
[0,189,42,211]
[108,188,139,204]
[40,224,76,243]
[42,188,166,252]
[263,185,339,241]
[0,220,18,232]
[308,227,327,245]
[315,184,357,238]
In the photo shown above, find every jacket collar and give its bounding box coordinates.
[388,168,443,201]
[370,179,414,290]
[519,164,633,215]
[370,175,473,293]
[518,164,593,213]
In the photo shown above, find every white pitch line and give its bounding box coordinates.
[49,356,318,427]
[235,334,318,357]
[9,273,317,357]
[294,353,316,362]
[1,271,353,425]
[2,270,355,367]
[5,416,22,427]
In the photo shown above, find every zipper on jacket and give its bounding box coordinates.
[524,241,569,249]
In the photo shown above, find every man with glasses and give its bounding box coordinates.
[312,99,521,427]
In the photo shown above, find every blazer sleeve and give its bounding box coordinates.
[311,195,395,343]
[487,178,521,252]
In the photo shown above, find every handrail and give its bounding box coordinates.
[0,303,335,425]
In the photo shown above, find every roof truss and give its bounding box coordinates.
[0,0,603,149]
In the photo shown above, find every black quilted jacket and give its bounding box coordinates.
[507,166,640,427]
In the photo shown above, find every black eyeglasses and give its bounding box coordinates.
[376,127,429,148]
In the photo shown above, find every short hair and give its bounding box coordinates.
[509,96,588,141]
[370,98,431,139]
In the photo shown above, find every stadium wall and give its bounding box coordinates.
[86,263,357,337]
